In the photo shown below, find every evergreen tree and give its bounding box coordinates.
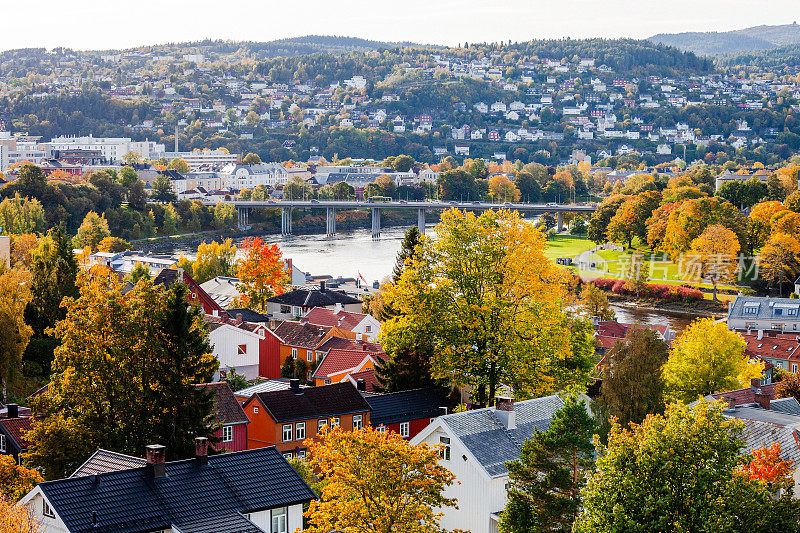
[391,226,422,283]
[500,396,597,533]
[23,227,78,374]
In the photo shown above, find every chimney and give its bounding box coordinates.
[333,302,342,314]
[290,379,301,394]
[320,281,326,292]
[757,329,764,340]
[356,379,366,391]
[754,390,771,410]
[235,313,243,325]
[724,396,737,410]
[494,395,516,430]
[195,437,209,466]
[751,378,761,389]
[7,403,18,419]
[145,445,166,478]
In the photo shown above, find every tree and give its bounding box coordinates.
[303,425,457,533]
[188,239,238,284]
[786,190,800,213]
[776,370,800,402]
[645,202,679,251]
[437,169,476,201]
[97,236,129,253]
[242,152,262,165]
[761,233,800,296]
[118,166,138,188]
[0,269,32,402]
[233,237,289,312]
[74,211,110,251]
[570,216,587,235]
[0,194,45,235]
[587,195,626,244]
[686,224,741,302]
[600,328,668,428]
[574,401,800,533]
[0,496,41,533]
[0,455,42,500]
[25,271,219,479]
[121,151,143,165]
[125,262,151,284]
[662,318,762,403]
[740,443,794,489]
[151,174,177,202]
[213,202,236,230]
[607,191,661,248]
[577,283,615,321]
[489,175,521,202]
[500,396,597,533]
[127,179,147,211]
[381,209,594,406]
[663,197,745,256]
[392,154,414,172]
[515,172,542,203]
[330,181,355,200]
[9,233,39,269]
[167,158,190,173]
[24,228,79,375]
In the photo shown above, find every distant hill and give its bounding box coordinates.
[648,22,800,56]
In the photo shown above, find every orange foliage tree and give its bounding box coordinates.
[233,237,289,312]
[0,455,42,501]
[303,425,457,533]
[740,443,794,489]
[0,496,40,533]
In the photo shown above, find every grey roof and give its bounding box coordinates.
[233,380,293,398]
[70,449,146,478]
[728,295,800,322]
[441,394,565,478]
[771,397,800,416]
[174,512,264,533]
[200,276,241,308]
[724,406,800,465]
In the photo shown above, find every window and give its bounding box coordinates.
[353,415,363,430]
[332,417,340,427]
[318,419,327,432]
[439,436,450,461]
[297,449,306,458]
[377,425,386,434]
[793,363,798,374]
[238,344,247,355]
[307,350,313,362]
[283,424,293,442]
[291,348,298,359]
[0,434,5,453]
[296,422,306,440]
[293,306,302,318]
[222,425,234,443]
[253,407,259,414]
[400,422,410,438]
[43,499,55,518]
[365,325,371,332]
[282,452,293,461]
[280,305,290,314]
[271,507,288,533]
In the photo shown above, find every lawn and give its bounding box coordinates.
[543,235,595,261]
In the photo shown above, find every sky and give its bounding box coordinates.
[2,0,799,52]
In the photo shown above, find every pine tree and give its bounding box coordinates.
[500,396,597,533]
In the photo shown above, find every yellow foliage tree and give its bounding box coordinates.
[686,224,741,302]
[662,318,763,403]
[0,268,32,401]
[0,455,42,501]
[303,425,457,533]
[0,496,40,533]
[760,232,800,296]
[488,175,521,202]
[74,212,110,252]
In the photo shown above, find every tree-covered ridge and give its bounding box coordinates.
[649,22,800,57]
[717,43,800,70]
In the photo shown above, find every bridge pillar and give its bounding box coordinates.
[417,208,426,235]
[281,207,293,235]
[237,207,250,230]
[556,211,564,233]
[326,207,336,236]
[371,207,381,239]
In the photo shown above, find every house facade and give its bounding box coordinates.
[198,382,250,452]
[0,404,32,464]
[366,388,447,440]
[727,296,800,333]
[265,282,363,321]
[301,306,381,342]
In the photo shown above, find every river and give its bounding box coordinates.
[166,226,702,333]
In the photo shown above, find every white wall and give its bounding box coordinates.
[24,493,70,533]
[208,324,262,380]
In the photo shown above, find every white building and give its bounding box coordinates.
[156,150,239,171]
[48,135,165,163]
[727,296,800,333]
[208,318,278,380]
[220,162,289,189]
[411,395,570,533]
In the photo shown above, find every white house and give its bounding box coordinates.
[301,306,382,342]
[410,394,569,533]
[220,162,289,189]
[207,318,273,380]
[727,296,800,333]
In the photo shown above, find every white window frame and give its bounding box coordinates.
[332,416,340,427]
[307,350,313,362]
[253,407,259,414]
[353,415,362,430]
[282,424,293,442]
[222,425,234,443]
[43,499,55,518]
[377,425,386,434]
[440,436,450,461]
[271,506,288,533]
[291,347,298,359]
[399,421,410,438]
[0,434,5,453]
[793,363,798,374]
[296,422,306,441]
[318,419,327,432]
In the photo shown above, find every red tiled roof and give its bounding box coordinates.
[271,321,332,349]
[742,333,800,362]
[317,336,382,354]
[313,349,385,380]
[709,382,777,405]
[0,417,33,449]
[302,308,367,331]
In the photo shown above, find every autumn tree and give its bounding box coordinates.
[381,209,594,405]
[662,318,763,403]
[760,233,800,296]
[599,328,668,428]
[9,233,38,269]
[0,194,45,235]
[0,496,41,533]
[0,269,32,402]
[686,224,741,302]
[25,271,219,479]
[0,455,42,500]
[96,236,129,253]
[746,200,784,253]
[662,196,745,256]
[645,202,679,251]
[213,202,236,230]
[242,152,262,165]
[233,237,289,312]
[587,195,626,244]
[125,262,151,284]
[577,283,615,321]
[150,174,176,202]
[303,425,457,533]
[776,371,800,402]
[607,191,661,248]
[574,401,800,533]
[740,443,794,490]
[500,396,597,533]
[74,211,110,251]
[167,158,190,173]
[489,175,521,202]
[183,239,238,284]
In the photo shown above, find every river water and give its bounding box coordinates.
[166,225,702,333]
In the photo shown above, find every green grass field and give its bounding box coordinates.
[543,235,595,261]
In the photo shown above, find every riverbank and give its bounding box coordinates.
[606,293,727,319]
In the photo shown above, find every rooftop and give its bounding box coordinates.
[366,388,447,426]
[248,381,370,423]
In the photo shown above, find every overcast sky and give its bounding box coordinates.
[2,0,799,52]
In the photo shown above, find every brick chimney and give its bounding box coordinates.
[320,281,326,292]
[754,390,771,410]
[495,395,516,430]
[145,445,166,478]
[751,378,761,389]
[195,437,209,466]
[234,313,243,326]
[356,379,366,391]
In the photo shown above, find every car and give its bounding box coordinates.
[503,202,513,207]
[473,201,481,205]
[399,200,408,204]
[310,199,320,204]
[546,202,558,207]
[449,201,459,205]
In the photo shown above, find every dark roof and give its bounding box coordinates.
[272,321,331,349]
[366,388,447,426]
[225,308,270,323]
[176,512,263,533]
[152,268,180,286]
[317,336,382,353]
[196,382,250,425]
[40,447,316,533]
[349,368,380,393]
[266,288,361,307]
[250,382,370,423]
[70,449,146,478]
[0,417,33,449]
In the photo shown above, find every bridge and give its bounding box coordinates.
[222,200,597,238]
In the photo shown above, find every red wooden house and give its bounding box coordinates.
[364,388,448,440]
[196,382,250,452]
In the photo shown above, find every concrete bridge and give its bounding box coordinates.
[223,200,597,238]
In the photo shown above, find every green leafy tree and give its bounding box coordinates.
[574,401,800,533]
[500,396,597,533]
[118,166,139,188]
[167,158,190,173]
[587,195,626,244]
[151,173,177,202]
[242,153,262,165]
[391,154,414,172]
[0,193,45,235]
[125,262,151,284]
[74,211,111,251]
